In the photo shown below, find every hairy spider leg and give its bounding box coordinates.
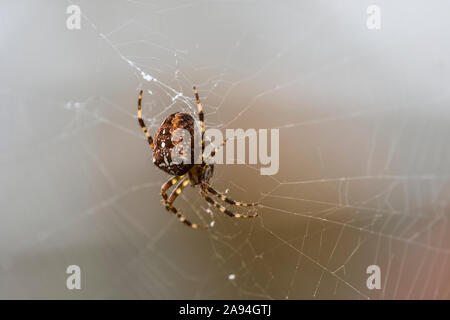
[193,87,205,163]
[137,90,155,149]
[200,187,258,219]
[163,177,209,229]
[204,184,258,207]
[204,138,228,164]
[161,175,184,201]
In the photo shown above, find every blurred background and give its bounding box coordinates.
[0,0,449,299]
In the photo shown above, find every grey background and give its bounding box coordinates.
[0,0,449,299]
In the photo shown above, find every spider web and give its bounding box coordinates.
[1,0,449,299]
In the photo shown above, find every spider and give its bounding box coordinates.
[137,87,258,229]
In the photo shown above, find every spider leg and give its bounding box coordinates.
[166,178,190,205]
[200,187,258,218]
[137,90,155,149]
[193,86,205,163]
[163,178,209,229]
[205,138,227,164]
[204,184,258,207]
[161,175,184,201]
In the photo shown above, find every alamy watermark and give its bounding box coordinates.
[366,265,381,290]
[66,265,81,290]
[66,5,81,30]
[165,124,280,176]
[366,5,381,30]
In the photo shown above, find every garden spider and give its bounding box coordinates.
[137,87,258,229]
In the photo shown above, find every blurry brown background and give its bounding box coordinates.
[0,0,449,299]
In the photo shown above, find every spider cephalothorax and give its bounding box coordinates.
[137,87,258,229]
[188,163,214,185]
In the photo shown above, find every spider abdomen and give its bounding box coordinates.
[153,112,196,176]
